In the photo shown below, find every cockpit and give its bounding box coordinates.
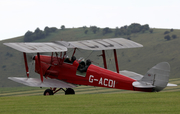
[64,56,76,64]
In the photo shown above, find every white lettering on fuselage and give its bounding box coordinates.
[89,75,115,88]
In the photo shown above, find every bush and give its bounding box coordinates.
[114,23,150,36]
[103,27,112,35]
[170,28,173,32]
[149,29,153,33]
[84,30,88,34]
[24,27,58,42]
[172,34,177,39]
[24,31,33,42]
[164,31,170,35]
[61,25,65,30]
[164,35,171,41]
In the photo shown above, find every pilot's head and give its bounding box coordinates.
[71,56,76,62]
[86,59,91,66]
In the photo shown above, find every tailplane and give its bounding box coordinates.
[141,62,171,92]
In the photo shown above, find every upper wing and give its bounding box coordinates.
[55,38,143,50]
[3,42,67,53]
[8,77,77,88]
[4,38,142,53]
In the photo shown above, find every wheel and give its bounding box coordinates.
[44,89,54,96]
[65,88,75,95]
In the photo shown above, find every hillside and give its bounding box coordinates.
[0,27,180,87]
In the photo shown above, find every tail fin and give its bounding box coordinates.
[141,62,170,92]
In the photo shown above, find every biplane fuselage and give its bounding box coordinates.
[35,55,153,92]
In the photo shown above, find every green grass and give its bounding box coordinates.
[0,92,180,114]
[0,78,179,113]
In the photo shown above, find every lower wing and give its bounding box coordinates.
[8,77,77,88]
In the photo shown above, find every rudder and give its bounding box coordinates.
[141,62,170,92]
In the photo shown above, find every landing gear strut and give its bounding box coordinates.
[43,88,75,96]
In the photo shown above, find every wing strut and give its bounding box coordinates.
[37,53,43,82]
[113,49,119,73]
[102,50,107,69]
[23,52,29,78]
[72,48,77,56]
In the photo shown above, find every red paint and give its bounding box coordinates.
[37,53,43,82]
[34,55,153,92]
[113,49,119,73]
[23,52,29,78]
[102,50,107,69]
[72,48,77,56]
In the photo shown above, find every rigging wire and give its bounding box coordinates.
[28,60,34,77]
[66,48,74,56]
[85,50,94,60]
[106,50,116,71]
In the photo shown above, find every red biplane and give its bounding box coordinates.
[4,38,177,95]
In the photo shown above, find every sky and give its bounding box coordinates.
[0,0,180,41]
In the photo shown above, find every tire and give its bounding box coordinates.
[44,89,54,96]
[65,88,75,95]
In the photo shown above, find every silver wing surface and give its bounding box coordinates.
[4,38,142,53]
[55,38,143,50]
[120,70,143,80]
[8,77,77,88]
[3,42,67,53]
[120,70,177,88]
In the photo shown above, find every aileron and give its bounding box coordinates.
[4,42,67,53]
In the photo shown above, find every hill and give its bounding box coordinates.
[0,27,180,87]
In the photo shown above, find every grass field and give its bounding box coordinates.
[0,78,179,113]
[0,92,180,114]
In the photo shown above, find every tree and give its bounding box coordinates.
[44,26,50,35]
[164,31,170,35]
[170,28,174,32]
[61,25,65,30]
[149,29,153,33]
[102,27,112,35]
[90,26,98,34]
[34,27,41,34]
[128,23,141,33]
[83,26,87,29]
[141,24,149,33]
[24,31,33,42]
[24,31,33,37]
[114,27,119,37]
[141,24,150,31]
[84,30,88,34]
[172,34,177,39]
[50,27,57,32]
[164,35,171,41]
[34,28,44,40]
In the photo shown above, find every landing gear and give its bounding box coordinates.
[65,88,75,95]
[44,89,54,95]
[43,88,75,96]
